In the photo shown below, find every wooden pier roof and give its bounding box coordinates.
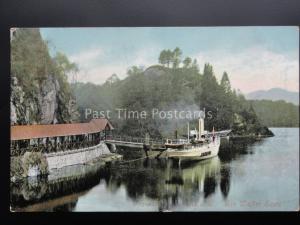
[11,118,113,141]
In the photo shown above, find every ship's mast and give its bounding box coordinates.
[198,118,201,140]
[187,122,190,143]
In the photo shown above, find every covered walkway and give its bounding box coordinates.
[11,118,114,156]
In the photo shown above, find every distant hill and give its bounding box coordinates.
[250,100,299,127]
[246,88,299,105]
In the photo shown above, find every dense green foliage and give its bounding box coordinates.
[73,48,275,138]
[250,100,299,127]
[11,28,76,102]
[11,28,53,96]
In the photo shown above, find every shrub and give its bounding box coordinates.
[10,157,24,179]
[22,152,49,177]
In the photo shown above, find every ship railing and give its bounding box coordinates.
[165,139,189,144]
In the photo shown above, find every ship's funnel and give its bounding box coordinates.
[198,118,204,139]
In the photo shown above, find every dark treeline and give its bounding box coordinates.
[73,47,274,138]
[250,100,299,127]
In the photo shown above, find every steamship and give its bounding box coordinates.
[164,118,222,161]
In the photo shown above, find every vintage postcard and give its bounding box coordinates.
[10,27,299,211]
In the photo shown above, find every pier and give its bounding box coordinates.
[105,129,231,149]
[105,136,165,148]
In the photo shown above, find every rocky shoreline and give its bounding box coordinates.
[11,151,122,184]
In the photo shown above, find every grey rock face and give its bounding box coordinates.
[11,77,26,125]
[68,98,80,122]
[10,102,17,125]
[39,75,59,124]
[11,75,79,125]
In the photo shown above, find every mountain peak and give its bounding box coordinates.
[246,88,299,105]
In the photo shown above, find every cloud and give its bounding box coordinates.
[69,47,104,69]
[67,45,298,93]
[77,64,128,84]
[68,45,159,84]
[193,47,299,93]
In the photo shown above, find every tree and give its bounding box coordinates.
[127,66,144,76]
[158,50,168,66]
[165,50,173,68]
[11,28,53,89]
[53,52,79,79]
[202,63,216,83]
[183,57,192,68]
[158,49,174,68]
[190,59,199,73]
[220,71,231,94]
[105,74,120,86]
[200,63,228,130]
[172,47,182,69]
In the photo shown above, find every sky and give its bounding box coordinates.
[41,27,299,94]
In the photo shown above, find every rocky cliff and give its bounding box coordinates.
[10,28,79,125]
[11,75,79,125]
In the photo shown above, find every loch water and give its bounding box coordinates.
[10,128,299,211]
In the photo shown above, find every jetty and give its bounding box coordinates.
[105,136,165,148]
[10,118,231,177]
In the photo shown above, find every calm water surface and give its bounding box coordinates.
[11,128,299,211]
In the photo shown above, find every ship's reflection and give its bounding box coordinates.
[11,138,263,212]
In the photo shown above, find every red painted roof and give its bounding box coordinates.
[11,118,113,141]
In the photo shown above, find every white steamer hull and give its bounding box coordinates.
[165,140,220,161]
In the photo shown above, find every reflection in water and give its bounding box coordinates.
[52,200,78,212]
[204,176,217,198]
[11,156,225,211]
[10,163,105,211]
[12,131,297,211]
[220,166,231,199]
[218,137,265,163]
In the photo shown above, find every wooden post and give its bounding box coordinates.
[143,144,149,157]
[46,137,49,148]
[55,137,57,151]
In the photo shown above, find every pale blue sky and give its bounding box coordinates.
[41,27,299,93]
